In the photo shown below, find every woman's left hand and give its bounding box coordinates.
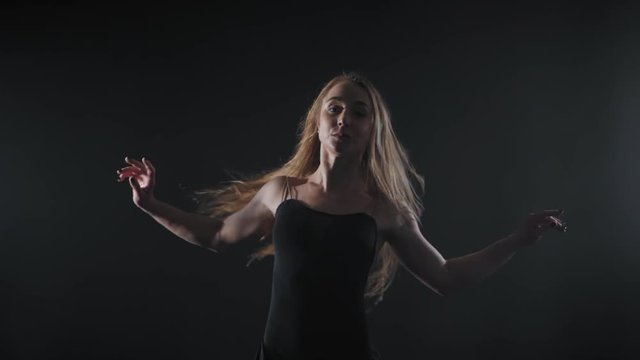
[510,209,567,247]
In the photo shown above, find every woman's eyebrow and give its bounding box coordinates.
[325,96,370,108]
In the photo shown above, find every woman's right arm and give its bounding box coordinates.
[120,156,281,253]
[140,198,224,251]
[143,176,280,252]
[205,176,282,251]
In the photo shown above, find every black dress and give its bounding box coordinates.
[254,194,382,360]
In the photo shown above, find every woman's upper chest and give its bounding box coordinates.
[269,179,397,249]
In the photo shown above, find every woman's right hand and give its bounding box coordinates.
[117,156,157,210]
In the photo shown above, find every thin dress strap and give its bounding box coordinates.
[281,176,290,202]
[281,175,298,202]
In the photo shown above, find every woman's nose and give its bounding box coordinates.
[337,112,351,126]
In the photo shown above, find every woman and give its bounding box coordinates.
[116,72,567,360]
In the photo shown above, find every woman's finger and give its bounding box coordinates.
[117,173,134,182]
[548,216,567,231]
[118,173,134,182]
[535,222,554,232]
[117,168,143,178]
[142,157,156,174]
[539,216,567,232]
[117,166,142,174]
[117,166,145,180]
[129,176,141,192]
[141,157,153,175]
[125,156,145,169]
[123,164,143,173]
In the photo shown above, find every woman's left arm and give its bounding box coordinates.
[384,206,567,296]
[445,209,567,294]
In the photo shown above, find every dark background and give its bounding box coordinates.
[2,1,639,359]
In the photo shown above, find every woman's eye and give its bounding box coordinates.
[327,106,367,117]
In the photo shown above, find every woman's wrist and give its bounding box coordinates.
[504,232,527,250]
[138,196,160,214]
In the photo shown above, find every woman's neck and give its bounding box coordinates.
[308,163,366,196]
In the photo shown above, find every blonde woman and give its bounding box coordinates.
[116,72,567,360]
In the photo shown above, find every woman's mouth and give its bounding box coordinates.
[332,133,350,138]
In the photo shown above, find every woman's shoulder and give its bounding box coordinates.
[259,175,306,215]
[267,175,307,192]
[373,195,416,232]
[260,175,287,199]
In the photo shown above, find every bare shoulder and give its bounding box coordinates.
[373,196,417,234]
[257,175,301,217]
[254,176,283,216]
[372,197,424,253]
[212,176,289,249]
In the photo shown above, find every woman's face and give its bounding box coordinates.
[318,81,374,157]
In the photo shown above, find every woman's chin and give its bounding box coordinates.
[329,145,361,158]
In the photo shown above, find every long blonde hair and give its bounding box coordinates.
[189,71,425,307]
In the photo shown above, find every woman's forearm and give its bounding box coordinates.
[444,233,523,293]
[141,198,222,251]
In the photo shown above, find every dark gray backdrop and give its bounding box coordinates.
[2,1,638,359]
